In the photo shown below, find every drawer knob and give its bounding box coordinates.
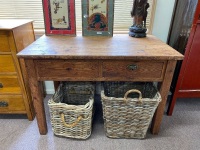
[0,101,8,107]
[0,83,3,88]
[127,64,138,70]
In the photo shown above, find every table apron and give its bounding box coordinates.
[34,59,167,82]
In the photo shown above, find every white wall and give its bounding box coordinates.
[152,0,176,43]
[44,81,55,94]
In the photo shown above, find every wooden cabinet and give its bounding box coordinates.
[0,20,35,120]
[167,0,198,95]
[167,2,200,115]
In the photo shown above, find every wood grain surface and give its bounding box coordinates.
[17,34,183,60]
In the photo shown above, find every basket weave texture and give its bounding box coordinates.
[101,82,161,139]
[48,82,95,139]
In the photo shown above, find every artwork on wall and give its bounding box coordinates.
[82,0,114,36]
[42,0,76,35]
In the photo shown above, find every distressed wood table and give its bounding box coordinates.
[17,34,183,135]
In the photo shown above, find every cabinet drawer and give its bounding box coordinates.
[102,60,166,81]
[0,75,21,94]
[0,95,26,112]
[0,31,11,52]
[0,55,16,73]
[35,60,100,80]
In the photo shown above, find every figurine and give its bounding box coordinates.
[129,0,149,38]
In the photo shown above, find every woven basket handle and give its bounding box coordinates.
[124,89,143,103]
[60,113,83,128]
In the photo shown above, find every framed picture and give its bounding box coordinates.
[82,0,114,36]
[43,0,76,35]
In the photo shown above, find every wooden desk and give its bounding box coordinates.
[17,34,183,135]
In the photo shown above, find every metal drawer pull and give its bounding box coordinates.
[127,64,138,70]
[0,101,8,107]
[0,83,3,88]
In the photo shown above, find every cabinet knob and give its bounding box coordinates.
[127,64,138,70]
[0,101,8,107]
[0,83,3,88]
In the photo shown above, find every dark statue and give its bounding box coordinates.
[129,0,150,38]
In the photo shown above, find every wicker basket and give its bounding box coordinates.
[48,82,95,139]
[101,82,161,139]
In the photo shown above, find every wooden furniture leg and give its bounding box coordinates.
[167,92,178,115]
[25,59,47,134]
[54,81,60,91]
[151,60,176,134]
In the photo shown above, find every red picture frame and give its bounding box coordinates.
[42,0,76,35]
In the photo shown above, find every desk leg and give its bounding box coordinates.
[151,60,176,134]
[54,81,60,91]
[25,59,47,135]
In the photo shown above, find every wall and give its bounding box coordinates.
[152,0,176,43]
[44,81,55,94]
[44,0,176,94]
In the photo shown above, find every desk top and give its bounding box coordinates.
[17,34,183,60]
[0,19,33,30]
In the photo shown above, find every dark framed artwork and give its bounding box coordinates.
[43,0,76,35]
[82,0,114,36]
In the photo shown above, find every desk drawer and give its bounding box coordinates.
[102,60,165,81]
[35,60,100,80]
[0,95,26,112]
[0,55,16,73]
[0,31,11,52]
[0,75,21,94]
